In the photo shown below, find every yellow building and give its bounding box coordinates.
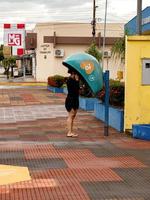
[125,36,150,131]
[34,22,124,81]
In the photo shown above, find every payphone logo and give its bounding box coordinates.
[8,34,22,46]
[80,61,95,74]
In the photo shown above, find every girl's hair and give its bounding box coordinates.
[68,69,76,74]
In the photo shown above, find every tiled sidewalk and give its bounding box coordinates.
[0,105,67,123]
[0,87,150,200]
[0,87,65,106]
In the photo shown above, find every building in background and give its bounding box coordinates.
[3,24,37,78]
[125,6,150,35]
[34,22,124,82]
[124,7,150,131]
[125,35,150,131]
[24,31,37,78]
[4,24,25,56]
[3,22,124,81]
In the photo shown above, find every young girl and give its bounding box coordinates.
[65,69,80,137]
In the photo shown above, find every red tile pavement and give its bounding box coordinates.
[0,88,65,107]
[0,88,149,200]
[3,180,91,200]
[31,168,122,182]
[111,138,150,149]
[58,149,147,169]
[24,145,58,159]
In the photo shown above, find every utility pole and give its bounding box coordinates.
[136,0,142,35]
[102,0,108,70]
[92,0,96,42]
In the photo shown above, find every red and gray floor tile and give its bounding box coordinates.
[0,87,149,199]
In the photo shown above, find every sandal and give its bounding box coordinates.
[67,134,73,137]
[71,134,78,137]
[67,133,78,137]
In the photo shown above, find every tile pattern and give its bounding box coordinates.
[82,168,150,200]
[0,113,122,141]
[0,87,149,199]
[0,88,65,107]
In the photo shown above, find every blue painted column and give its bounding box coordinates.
[103,70,109,136]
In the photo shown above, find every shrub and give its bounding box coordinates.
[85,42,102,62]
[109,85,124,107]
[48,75,65,88]
[79,79,94,98]
[97,80,124,108]
[109,79,124,87]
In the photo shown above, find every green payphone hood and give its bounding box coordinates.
[62,53,103,94]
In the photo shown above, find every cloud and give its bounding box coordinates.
[0,0,149,43]
[0,0,92,10]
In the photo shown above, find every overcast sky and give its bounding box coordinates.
[0,0,149,43]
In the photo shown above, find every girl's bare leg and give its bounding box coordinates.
[67,109,78,136]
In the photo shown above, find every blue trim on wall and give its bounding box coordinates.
[79,97,98,111]
[94,101,124,132]
[125,7,150,35]
[47,86,64,93]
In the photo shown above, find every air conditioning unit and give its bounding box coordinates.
[54,49,64,57]
[103,51,111,58]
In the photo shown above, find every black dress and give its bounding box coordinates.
[65,77,79,112]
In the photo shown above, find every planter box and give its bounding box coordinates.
[132,124,150,140]
[63,90,97,111]
[79,96,98,111]
[94,101,124,132]
[47,85,63,93]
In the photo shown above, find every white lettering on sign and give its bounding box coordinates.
[40,51,51,54]
[8,34,21,46]
[40,44,51,54]
[41,44,50,48]
[142,16,150,25]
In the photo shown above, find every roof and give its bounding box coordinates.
[125,7,150,35]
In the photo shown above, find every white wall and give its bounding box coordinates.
[34,22,124,82]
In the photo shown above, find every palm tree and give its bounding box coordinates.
[112,29,130,61]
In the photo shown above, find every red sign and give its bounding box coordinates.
[4,24,11,29]
[17,48,24,55]
[8,34,22,46]
[17,24,25,29]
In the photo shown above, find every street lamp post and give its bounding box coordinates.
[102,0,108,70]
[102,0,109,136]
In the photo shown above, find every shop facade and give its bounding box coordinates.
[124,6,150,132]
[3,24,37,79]
[34,22,124,82]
